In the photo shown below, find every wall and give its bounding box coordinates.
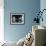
[40,0,46,27]
[4,0,40,42]
[0,0,4,42]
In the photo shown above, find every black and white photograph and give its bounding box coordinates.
[10,13,25,24]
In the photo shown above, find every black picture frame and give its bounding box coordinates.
[10,13,25,25]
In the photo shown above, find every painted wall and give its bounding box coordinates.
[4,0,40,42]
[40,0,46,27]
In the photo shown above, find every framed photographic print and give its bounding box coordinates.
[10,13,25,25]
